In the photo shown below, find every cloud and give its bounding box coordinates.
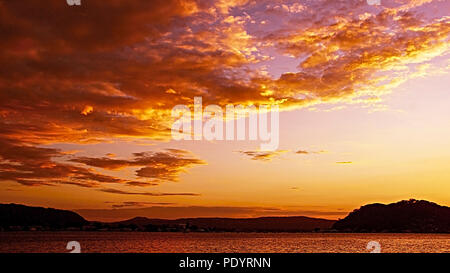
[336,161,353,164]
[105,201,176,208]
[259,3,450,108]
[0,0,200,52]
[237,150,288,161]
[0,137,138,187]
[295,149,328,155]
[0,133,204,188]
[238,148,327,160]
[71,149,206,182]
[0,0,447,149]
[98,188,200,197]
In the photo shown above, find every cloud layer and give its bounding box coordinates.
[0,0,449,190]
[71,149,206,182]
[0,135,204,188]
[1,0,448,144]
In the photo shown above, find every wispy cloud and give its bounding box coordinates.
[71,149,206,183]
[105,201,176,208]
[336,161,353,164]
[237,150,288,161]
[0,135,204,188]
[0,137,138,188]
[98,188,200,197]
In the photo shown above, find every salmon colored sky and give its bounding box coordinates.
[0,0,449,221]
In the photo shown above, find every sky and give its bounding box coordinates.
[0,0,449,221]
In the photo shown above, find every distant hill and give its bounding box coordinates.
[0,203,335,232]
[3,200,450,233]
[333,199,450,233]
[0,203,88,229]
[114,216,336,232]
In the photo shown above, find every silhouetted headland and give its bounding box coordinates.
[0,203,87,230]
[333,199,450,233]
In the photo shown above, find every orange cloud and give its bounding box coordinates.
[71,149,206,182]
[0,136,204,188]
[0,0,448,193]
[105,201,176,208]
[98,188,200,197]
[0,1,447,148]
[81,105,94,116]
[237,150,288,161]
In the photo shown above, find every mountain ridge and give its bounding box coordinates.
[113,215,335,232]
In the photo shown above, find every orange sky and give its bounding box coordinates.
[0,0,449,221]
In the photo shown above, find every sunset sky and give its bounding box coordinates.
[0,0,449,221]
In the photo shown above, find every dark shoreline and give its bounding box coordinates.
[2,199,450,233]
